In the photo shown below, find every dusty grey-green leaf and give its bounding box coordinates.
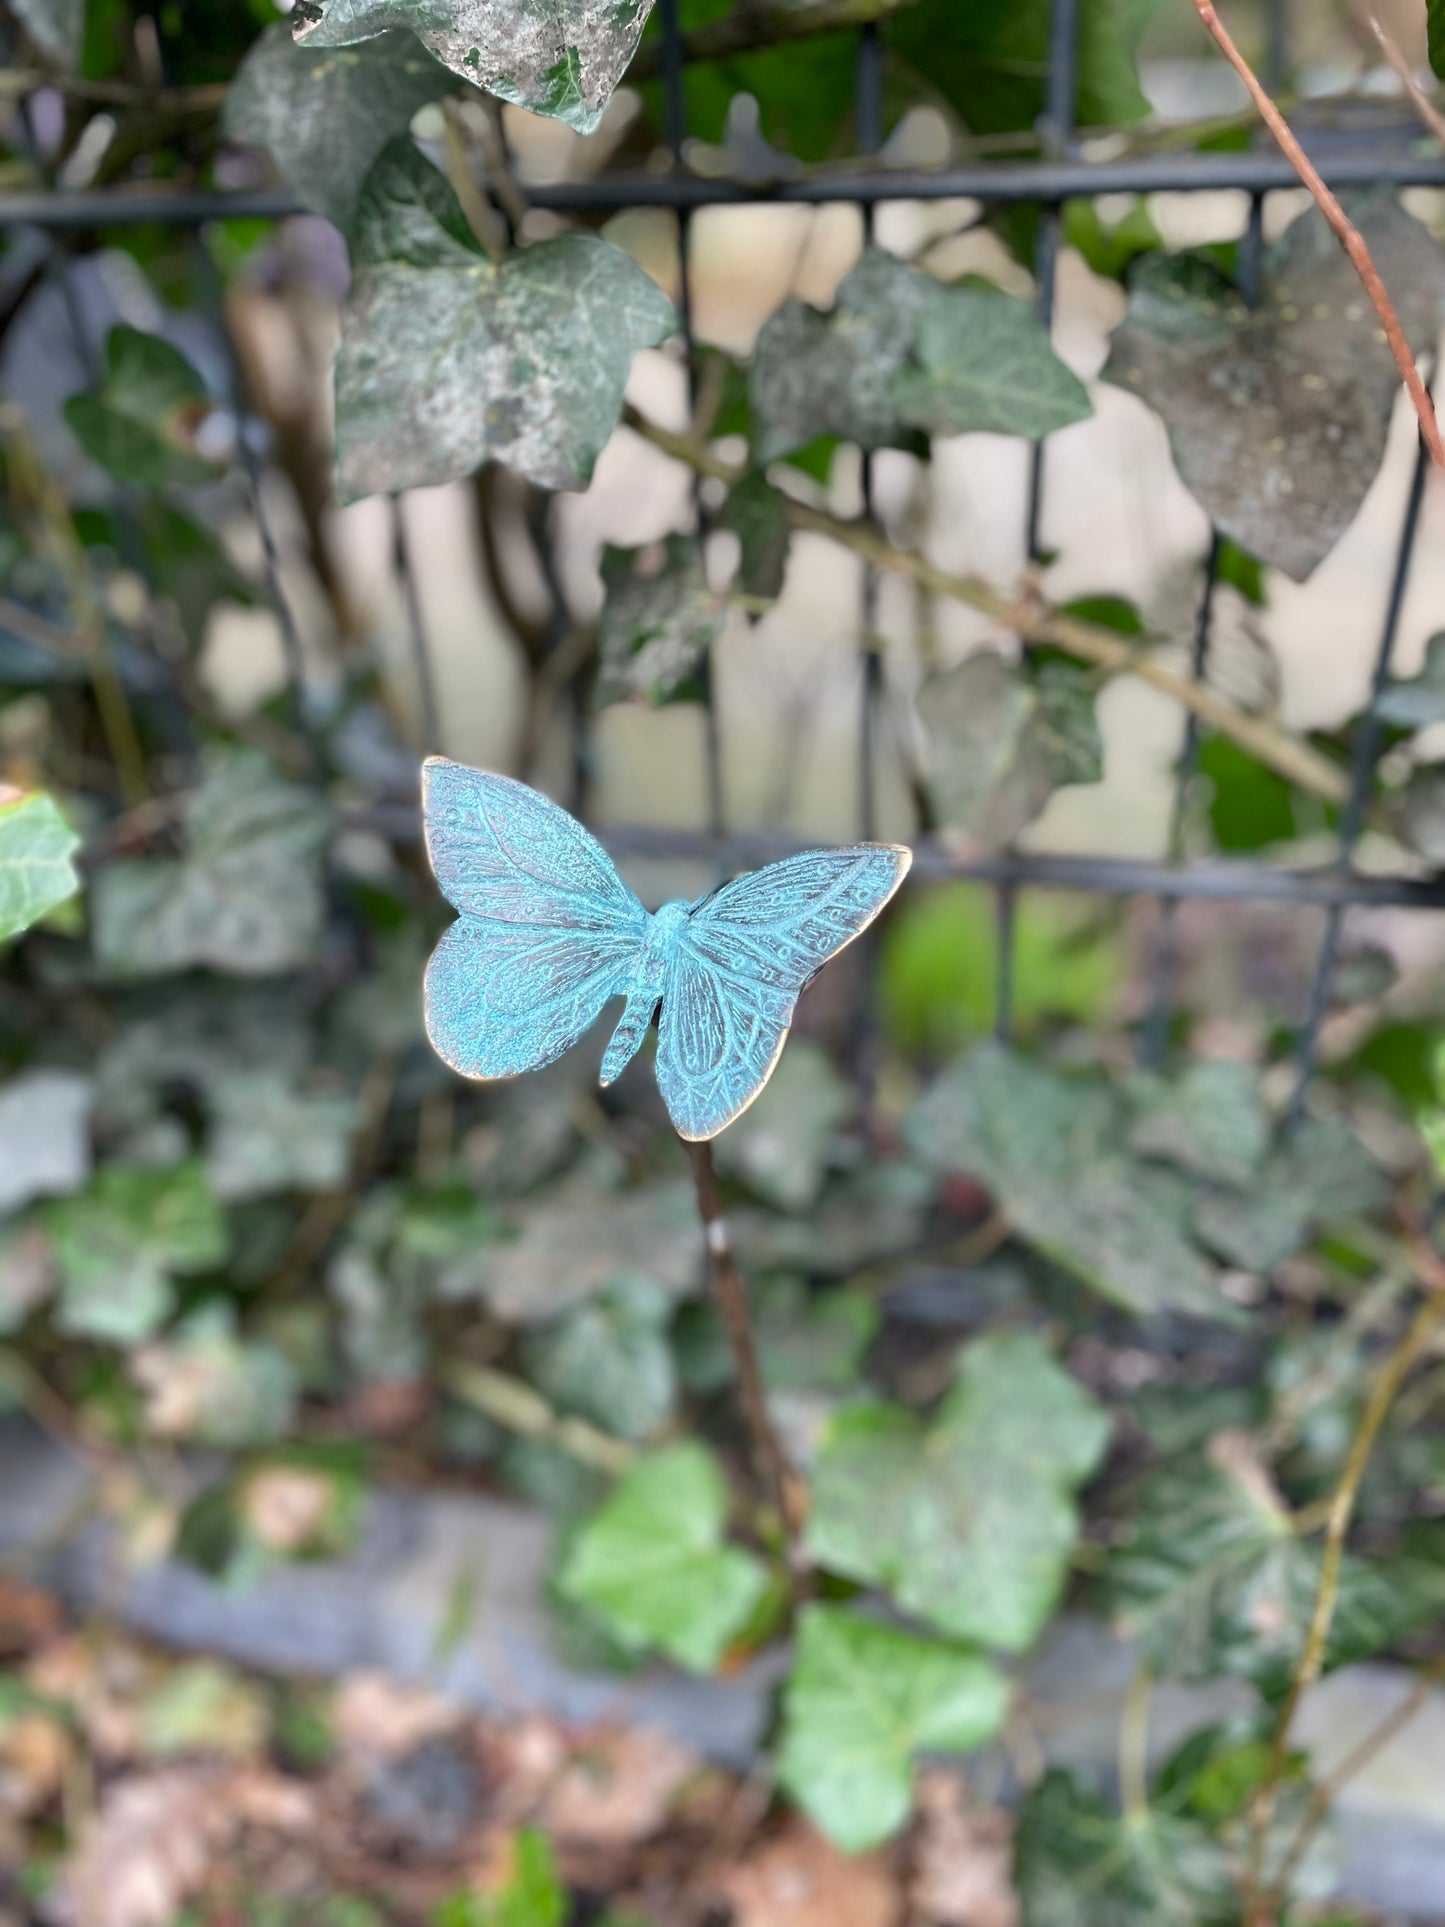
[1105,199,1445,580]
[596,537,726,706]
[907,1042,1229,1320]
[293,0,657,134]
[91,748,330,979]
[485,1178,702,1321]
[1192,1116,1387,1272]
[1376,632,1445,729]
[0,791,81,943]
[1107,1453,1445,1687]
[0,1072,92,1216]
[922,652,1102,849]
[1014,1771,1236,1927]
[1127,1059,1270,1191]
[891,281,1092,440]
[750,247,932,464]
[335,143,675,498]
[522,1276,676,1443]
[1401,760,1445,864]
[206,1073,360,1202]
[778,1606,1009,1852]
[712,1039,851,1212]
[225,25,451,229]
[807,1329,1110,1650]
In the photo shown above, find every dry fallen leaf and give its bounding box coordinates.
[51,1764,240,1927]
[540,1723,699,1848]
[331,1672,465,1763]
[720,1816,901,1927]
[909,1773,1018,1927]
[0,1579,62,1657]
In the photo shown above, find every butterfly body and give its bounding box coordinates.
[421,759,911,1141]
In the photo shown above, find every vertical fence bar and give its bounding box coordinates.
[1285,423,1431,1126]
[1002,0,1080,1043]
[390,494,442,758]
[658,0,725,842]
[856,21,885,844]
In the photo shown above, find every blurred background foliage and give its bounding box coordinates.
[3,0,1445,1923]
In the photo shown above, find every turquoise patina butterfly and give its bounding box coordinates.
[421,758,912,1141]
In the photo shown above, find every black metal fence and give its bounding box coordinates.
[5,0,1445,1116]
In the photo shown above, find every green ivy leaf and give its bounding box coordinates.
[596,537,726,706]
[907,1043,1229,1320]
[1106,200,1445,580]
[225,24,452,229]
[294,0,657,135]
[206,1072,361,1202]
[91,747,331,979]
[1107,1452,1445,1687]
[64,326,223,489]
[920,653,1102,849]
[719,471,792,604]
[335,142,675,498]
[890,282,1092,440]
[777,1605,1009,1851]
[807,1329,1109,1650]
[558,1442,768,1671]
[435,1829,566,1927]
[1013,1771,1236,1927]
[712,1040,851,1212]
[8,0,85,67]
[891,0,1160,141]
[522,1276,676,1444]
[1126,1060,1270,1191]
[675,1276,878,1398]
[0,791,80,944]
[1063,198,1163,282]
[483,1177,700,1322]
[48,1161,228,1344]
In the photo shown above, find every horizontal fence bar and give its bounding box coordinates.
[7,145,1445,230]
[353,807,1445,909]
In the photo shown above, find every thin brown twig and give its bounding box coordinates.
[1190,0,1445,469]
[1246,1283,1445,1920]
[686,1138,808,1570]
[1361,10,1445,148]
[623,406,1352,808]
[1269,1652,1445,1902]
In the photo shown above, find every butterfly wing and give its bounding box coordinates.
[422,758,647,1080]
[656,844,911,1141]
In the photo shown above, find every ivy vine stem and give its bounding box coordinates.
[685,1137,808,1571]
[1245,1282,1445,1922]
[1190,0,1445,470]
[626,408,1351,808]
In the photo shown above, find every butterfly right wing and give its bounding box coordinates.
[421,758,647,1081]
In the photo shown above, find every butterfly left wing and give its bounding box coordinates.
[656,844,911,1141]
[422,758,647,1081]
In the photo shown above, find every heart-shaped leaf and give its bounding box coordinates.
[778,1605,1009,1851]
[558,1442,768,1671]
[807,1329,1110,1650]
[0,791,80,944]
[335,142,675,498]
[293,0,658,135]
[225,25,452,229]
[1106,198,1445,580]
[65,327,223,489]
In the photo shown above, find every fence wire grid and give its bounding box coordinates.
[4,0,1445,1121]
